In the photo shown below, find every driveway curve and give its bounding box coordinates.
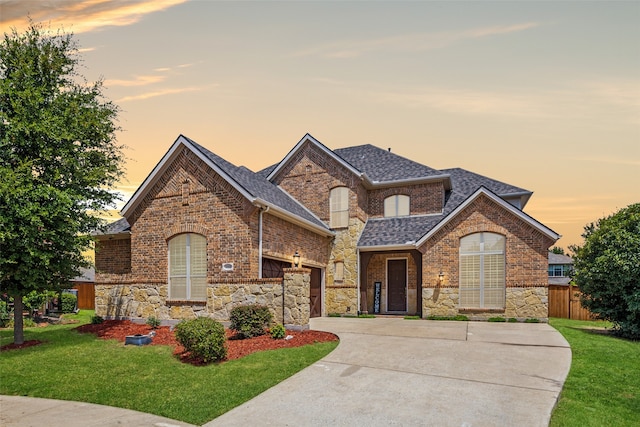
[207,317,571,427]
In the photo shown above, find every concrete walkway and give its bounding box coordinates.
[207,317,572,427]
[1,317,571,426]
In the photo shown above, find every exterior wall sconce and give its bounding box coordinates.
[293,251,300,268]
[438,271,445,284]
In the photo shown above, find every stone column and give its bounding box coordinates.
[283,267,311,330]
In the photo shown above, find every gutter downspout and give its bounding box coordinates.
[356,247,361,315]
[258,206,269,278]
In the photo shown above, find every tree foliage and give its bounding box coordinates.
[0,23,124,344]
[550,246,565,255]
[570,203,640,340]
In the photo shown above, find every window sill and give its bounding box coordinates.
[166,300,207,306]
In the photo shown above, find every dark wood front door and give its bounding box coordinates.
[388,259,407,311]
[309,267,322,318]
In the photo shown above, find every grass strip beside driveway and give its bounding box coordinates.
[549,318,639,427]
[0,311,337,425]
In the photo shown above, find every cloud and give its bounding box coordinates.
[106,74,167,87]
[116,84,218,103]
[0,0,188,34]
[378,87,547,117]
[293,22,540,58]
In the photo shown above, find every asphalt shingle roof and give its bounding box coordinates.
[187,138,327,230]
[334,144,444,182]
[357,167,532,248]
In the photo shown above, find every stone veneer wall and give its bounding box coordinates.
[95,269,311,329]
[325,218,364,314]
[422,287,548,320]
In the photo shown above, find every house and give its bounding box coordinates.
[94,134,559,326]
[548,253,574,285]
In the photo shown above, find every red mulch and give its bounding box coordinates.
[73,320,337,365]
[0,340,43,351]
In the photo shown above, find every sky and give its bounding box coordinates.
[2,0,639,251]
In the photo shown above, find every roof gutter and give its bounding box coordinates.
[253,198,335,238]
[361,174,452,191]
[358,243,417,252]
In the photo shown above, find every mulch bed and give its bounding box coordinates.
[1,320,338,363]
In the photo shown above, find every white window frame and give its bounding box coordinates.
[384,194,410,217]
[459,232,505,309]
[168,233,207,301]
[330,186,349,228]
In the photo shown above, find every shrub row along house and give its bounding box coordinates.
[95,134,559,327]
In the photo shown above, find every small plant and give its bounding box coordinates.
[488,317,506,322]
[174,317,227,363]
[358,314,376,318]
[524,318,541,323]
[60,293,77,313]
[508,318,518,322]
[270,323,286,339]
[229,304,273,339]
[91,315,104,324]
[146,316,161,329]
[426,315,469,321]
[327,313,341,317]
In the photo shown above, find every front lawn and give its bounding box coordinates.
[0,311,338,425]
[549,318,639,427]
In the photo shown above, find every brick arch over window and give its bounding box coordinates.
[164,224,210,240]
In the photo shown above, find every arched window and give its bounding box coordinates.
[330,186,349,228]
[384,195,410,217]
[459,232,505,308]
[169,233,207,300]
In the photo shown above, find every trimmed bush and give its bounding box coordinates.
[60,293,77,313]
[488,317,506,322]
[270,323,286,339]
[229,304,273,339]
[174,317,227,363]
[91,315,104,324]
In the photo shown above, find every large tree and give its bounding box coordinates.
[570,203,640,340]
[0,23,124,344]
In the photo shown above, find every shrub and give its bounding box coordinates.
[524,318,541,323]
[270,323,286,339]
[488,317,506,322]
[0,300,10,328]
[229,304,272,339]
[571,203,640,339]
[174,317,227,363]
[91,315,104,324]
[327,313,341,317]
[146,316,161,329]
[508,318,518,323]
[60,293,77,313]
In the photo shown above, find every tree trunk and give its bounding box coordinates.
[13,295,24,345]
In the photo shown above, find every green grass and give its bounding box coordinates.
[0,310,338,425]
[549,318,639,427]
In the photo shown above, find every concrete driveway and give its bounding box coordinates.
[207,317,571,427]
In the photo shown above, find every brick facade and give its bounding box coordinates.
[96,135,557,324]
[419,194,555,320]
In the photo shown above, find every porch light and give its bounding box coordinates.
[438,271,445,284]
[293,251,300,268]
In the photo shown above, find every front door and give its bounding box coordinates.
[309,267,322,318]
[387,259,407,311]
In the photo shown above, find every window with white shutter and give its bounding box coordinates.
[459,232,505,309]
[169,233,207,301]
[330,187,349,228]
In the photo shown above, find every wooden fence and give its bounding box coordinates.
[548,285,595,320]
[72,283,95,310]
